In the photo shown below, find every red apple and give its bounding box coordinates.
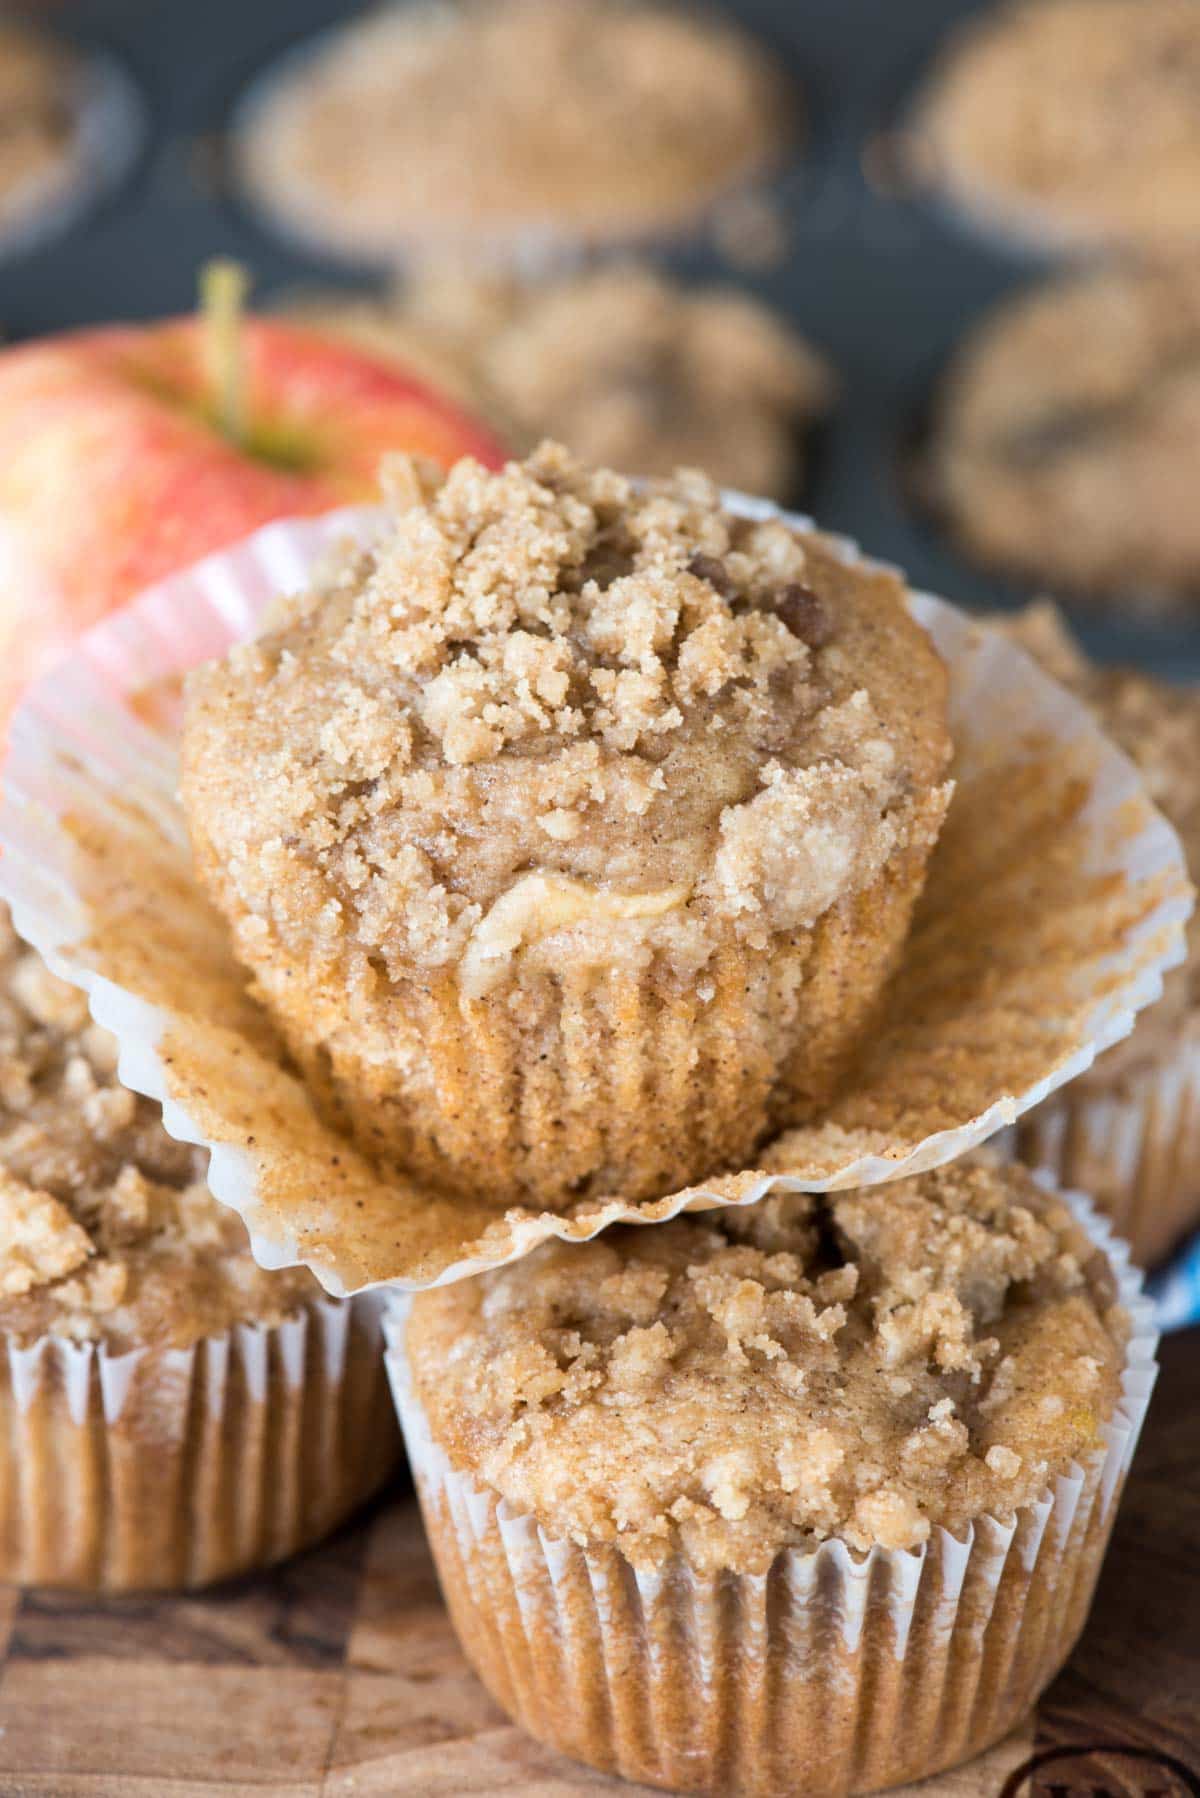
[0,313,506,725]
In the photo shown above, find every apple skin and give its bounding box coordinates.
[0,316,507,725]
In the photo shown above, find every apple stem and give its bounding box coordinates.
[201,258,250,448]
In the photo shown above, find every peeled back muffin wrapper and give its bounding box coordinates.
[0,502,1190,1295]
[1,1289,397,1591]
[1014,1014,1200,1267]
[381,1188,1157,1798]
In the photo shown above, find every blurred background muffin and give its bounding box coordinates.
[0,19,144,259]
[0,22,80,235]
[289,261,832,500]
[236,0,794,264]
[925,261,1200,614]
[0,906,399,1592]
[910,0,1200,253]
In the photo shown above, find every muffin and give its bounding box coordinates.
[0,22,86,243]
[927,260,1200,611]
[911,0,1200,253]
[236,0,793,263]
[994,604,1200,1264]
[0,908,400,1591]
[181,444,952,1211]
[391,1158,1152,1797]
[290,261,833,503]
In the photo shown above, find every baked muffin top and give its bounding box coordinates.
[0,23,80,230]
[913,0,1200,252]
[0,910,315,1352]
[182,444,950,992]
[929,261,1200,607]
[293,262,832,503]
[239,0,791,259]
[405,1158,1128,1572]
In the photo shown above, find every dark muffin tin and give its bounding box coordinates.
[2,0,1196,677]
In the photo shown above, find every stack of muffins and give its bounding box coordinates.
[0,3,1184,1783]
[58,440,1143,1797]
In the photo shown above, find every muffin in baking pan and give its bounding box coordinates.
[236,0,794,263]
[911,0,1200,254]
[927,260,1200,613]
[0,20,141,258]
[289,261,833,504]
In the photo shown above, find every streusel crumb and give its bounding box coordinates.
[0,909,315,1351]
[407,1158,1127,1572]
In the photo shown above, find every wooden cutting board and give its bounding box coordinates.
[0,1329,1195,1798]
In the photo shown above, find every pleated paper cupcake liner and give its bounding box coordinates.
[0,501,1190,1293]
[1014,1022,1200,1268]
[261,840,942,1213]
[383,1190,1157,1798]
[0,1291,398,1592]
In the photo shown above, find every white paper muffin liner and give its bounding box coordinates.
[0,1290,398,1592]
[0,502,1190,1294]
[383,1189,1157,1798]
[0,45,145,264]
[1013,1021,1200,1269]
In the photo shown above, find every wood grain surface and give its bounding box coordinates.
[0,1329,1195,1798]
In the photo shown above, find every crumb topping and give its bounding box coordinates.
[183,444,950,988]
[240,0,790,255]
[406,1159,1128,1571]
[0,910,315,1351]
